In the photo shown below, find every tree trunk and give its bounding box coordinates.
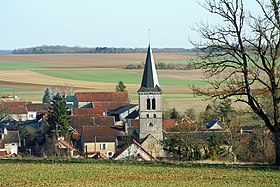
[274,130,280,165]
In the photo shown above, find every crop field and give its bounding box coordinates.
[0,160,279,186]
[0,53,230,112]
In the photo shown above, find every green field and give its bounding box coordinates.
[0,61,62,70]
[35,69,208,86]
[0,159,279,186]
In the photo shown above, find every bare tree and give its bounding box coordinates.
[193,0,280,165]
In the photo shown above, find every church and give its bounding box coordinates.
[115,44,167,160]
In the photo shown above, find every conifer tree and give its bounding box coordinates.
[48,93,70,139]
[116,81,127,92]
[42,88,51,104]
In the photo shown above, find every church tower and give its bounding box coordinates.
[138,44,163,141]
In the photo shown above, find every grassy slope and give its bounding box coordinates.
[0,160,279,186]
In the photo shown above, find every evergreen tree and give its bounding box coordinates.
[42,88,51,104]
[116,81,127,92]
[48,93,70,139]
[170,108,179,119]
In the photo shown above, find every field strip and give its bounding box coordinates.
[0,70,140,91]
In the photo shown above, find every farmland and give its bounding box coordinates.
[0,159,279,186]
[0,53,233,112]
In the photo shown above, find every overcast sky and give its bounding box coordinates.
[0,0,259,49]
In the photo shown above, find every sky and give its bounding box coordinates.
[0,0,259,49]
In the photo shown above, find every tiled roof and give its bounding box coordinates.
[82,126,123,142]
[26,103,51,113]
[1,102,31,114]
[72,108,106,116]
[1,102,31,107]
[162,119,177,132]
[0,150,7,157]
[94,116,115,126]
[2,130,20,144]
[70,115,115,133]
[93,101,130,111]
[76,92,129,102]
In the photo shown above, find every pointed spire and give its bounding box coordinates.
[138,44,162,93]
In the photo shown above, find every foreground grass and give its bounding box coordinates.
[0,159,279,186]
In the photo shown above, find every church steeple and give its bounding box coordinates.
[138,44,162,93]
[138,43,163,142]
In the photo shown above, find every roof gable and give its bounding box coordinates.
[204,119,224,130]
[114,139,158,161]
[2,130,20,144]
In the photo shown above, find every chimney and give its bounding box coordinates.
[4,127,8,135]
[124,122,128,134]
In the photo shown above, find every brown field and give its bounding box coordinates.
[0,53,193,68]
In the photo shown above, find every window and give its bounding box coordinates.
[100,143,107,150]
[147,99,151,110]
[152,98,156,110]
[146,114,149,118]
[154,114,156,118]
[148,122,154,126]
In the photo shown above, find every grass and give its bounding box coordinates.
[35,69,208,86]
[0,159,279,186]
[0,61,62,70]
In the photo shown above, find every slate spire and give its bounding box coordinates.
[138,44,162,92]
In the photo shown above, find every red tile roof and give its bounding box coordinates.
[76,92,129,102]
[0,150,7,157]
[163,119,177,132]
[93,101,130,111]
[70,115,115,133]
[72,108,106,116]
[82,126,123,142]
[26,103,51,114]
[2,101,31,107]
[1,102,31,114]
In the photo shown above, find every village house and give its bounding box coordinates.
[0,127,21,155]
[80,126,124,158]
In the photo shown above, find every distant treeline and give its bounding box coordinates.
[125,62,194,70]
[0,50,12,54]
[12,45,199,54]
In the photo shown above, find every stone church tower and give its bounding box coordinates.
[138,44,163,141]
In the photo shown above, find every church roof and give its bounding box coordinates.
[138,44,162,93]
